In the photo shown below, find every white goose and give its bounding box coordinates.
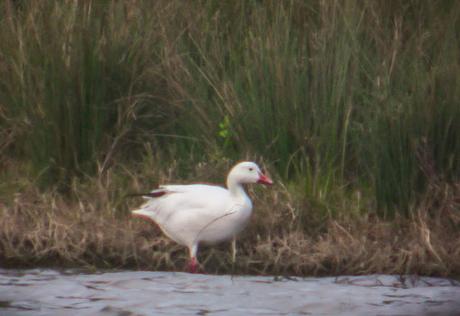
[131,161,273,273]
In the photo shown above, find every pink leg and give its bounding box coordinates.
[186,244,200,273]
[187,257,198,273]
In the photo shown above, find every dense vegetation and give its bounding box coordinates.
[1,1,459,275]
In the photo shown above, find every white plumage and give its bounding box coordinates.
[131,161,273,272]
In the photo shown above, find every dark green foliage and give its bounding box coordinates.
[1,0,459,214]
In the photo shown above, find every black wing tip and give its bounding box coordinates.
[125,191,167,199]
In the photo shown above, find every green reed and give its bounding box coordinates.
[1,0,458,215]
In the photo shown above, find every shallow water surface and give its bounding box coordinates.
[0,269,459,315]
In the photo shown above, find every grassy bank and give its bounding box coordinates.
[1,161,459,276]
[1,1,459,275]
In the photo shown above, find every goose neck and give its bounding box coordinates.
[226,177,247,199]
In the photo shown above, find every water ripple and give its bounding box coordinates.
[0,269,459,315]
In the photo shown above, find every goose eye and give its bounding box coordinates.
[249,167,253,171]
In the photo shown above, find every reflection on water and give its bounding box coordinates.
[0,269,459,315]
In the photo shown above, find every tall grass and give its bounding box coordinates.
[1,0,459,215]
[0,1,177,185]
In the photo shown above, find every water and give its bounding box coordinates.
[0,269,459,315]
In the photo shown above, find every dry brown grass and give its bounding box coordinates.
[1,160,459,277]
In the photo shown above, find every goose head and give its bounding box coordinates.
[227,161,273,187]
